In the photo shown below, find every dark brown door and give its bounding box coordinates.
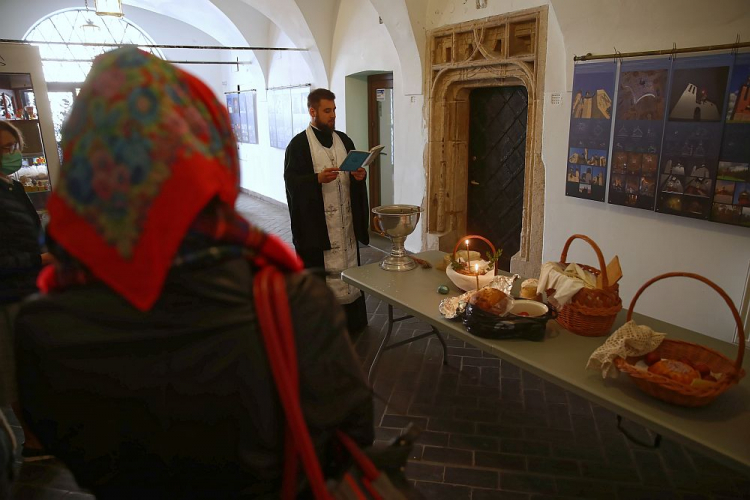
[367,73,393,228]
[467,86,528,271]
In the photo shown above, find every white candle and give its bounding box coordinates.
[475,263,480,289]
[465,240,471,269]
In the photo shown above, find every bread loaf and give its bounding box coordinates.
[647,359,700,385]
[469,288,511,316]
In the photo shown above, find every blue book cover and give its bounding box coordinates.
[339,145,384,171]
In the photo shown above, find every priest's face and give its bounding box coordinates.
[311,99,336,132]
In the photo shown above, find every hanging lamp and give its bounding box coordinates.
[94,0,124,17]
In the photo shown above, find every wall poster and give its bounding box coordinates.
[291,86,310,136]
[566,61,617,202]
[656,55,732,220]
[713,53,750,227]
[608,58,670,210]
[268,89,293,149]
[225,91,258,145]
[239,92,258,144]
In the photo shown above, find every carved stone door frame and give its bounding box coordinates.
[425,6,548,278]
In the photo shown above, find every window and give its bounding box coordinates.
[24,8,163,83]
[23,8,163,143]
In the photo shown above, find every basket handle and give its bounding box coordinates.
[559,234,610,289]
[452,235,498,276]
[626,272,745,374]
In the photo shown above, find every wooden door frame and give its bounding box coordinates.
[367,73,393,226]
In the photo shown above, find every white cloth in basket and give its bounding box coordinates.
[586,320,666,378]
[536,262,591,309]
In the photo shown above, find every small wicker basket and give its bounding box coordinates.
[551,234,622,337]
[614,273,746,407]
[446,235,499,291]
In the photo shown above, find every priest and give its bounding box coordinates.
[284,88,370,334]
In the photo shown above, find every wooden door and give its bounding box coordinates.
[467,86,528,271]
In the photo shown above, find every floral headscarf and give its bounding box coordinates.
[43,47,301,310]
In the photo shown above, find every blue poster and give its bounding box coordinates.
[656,54,732,220]
[225,94,241,142]
[566,61,617,202]
[609,58,671,210]
[712,53,750,227]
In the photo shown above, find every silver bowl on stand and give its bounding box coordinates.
[372,204,422,271]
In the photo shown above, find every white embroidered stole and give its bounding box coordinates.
[305,125,359,304]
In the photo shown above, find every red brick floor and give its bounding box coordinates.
[5,192,749,499]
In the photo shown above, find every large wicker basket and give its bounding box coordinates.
[614,273,746,407]
[551,234,622,337]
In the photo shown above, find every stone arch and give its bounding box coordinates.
[126,0,267,84]
[368,0,423,95]
[425,7,547,278]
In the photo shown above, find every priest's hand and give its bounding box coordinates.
[318,167,340,184]
[350,167,367,181]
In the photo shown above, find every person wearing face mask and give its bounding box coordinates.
[283,88,370,334]
[0,120,52,460]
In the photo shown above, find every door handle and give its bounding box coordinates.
[470,180,480,186]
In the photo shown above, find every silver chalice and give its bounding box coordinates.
[371,204,422,271]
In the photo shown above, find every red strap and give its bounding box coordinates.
[253,267,332,500]
[336,430,380,481]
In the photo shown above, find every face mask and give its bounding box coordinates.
[1,151,22,175]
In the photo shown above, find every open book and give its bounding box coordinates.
[339,145,385,171]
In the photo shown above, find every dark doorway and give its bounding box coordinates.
[467,86,528,271]
[367,73,393,229]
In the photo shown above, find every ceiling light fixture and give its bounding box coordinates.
[94,0,124,17]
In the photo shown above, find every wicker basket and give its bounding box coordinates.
[446,235,499,291]
[614,273,746,407]
[551,234,622,337]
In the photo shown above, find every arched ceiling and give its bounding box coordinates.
[124,0,428,94]
[233,0,334,88]
[369,0,424,94]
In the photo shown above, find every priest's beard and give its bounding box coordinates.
[313,116,335,134]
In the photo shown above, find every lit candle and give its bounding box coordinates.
[465,240,471,269]
[475,263,480,290]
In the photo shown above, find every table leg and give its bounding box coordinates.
[368,304,449,385]
[368,305,396,384]
[431,326,449,365]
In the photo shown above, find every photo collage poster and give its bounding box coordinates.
[268,89,293,149]
[225,92,258,145]
[608,59,670,210]
[713,53,750,227]
[656,55,732,219]
[225,93,241,142]
[238,92,258,145]
[566,61,616,202]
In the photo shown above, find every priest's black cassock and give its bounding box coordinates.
[284,126,370,333]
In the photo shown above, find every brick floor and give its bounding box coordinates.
[5,192,750,499]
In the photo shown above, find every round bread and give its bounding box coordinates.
[647,359,700,385]
[520,278,539,299]
[469,288,511,316]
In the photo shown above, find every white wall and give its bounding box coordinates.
[325,0,750,341]
[233,26,315,204]
[417,0,750,341]
[345,75,368,151]
[541,0,750,341]
[331,0,428,246]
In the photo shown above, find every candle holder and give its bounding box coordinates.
[445,235,503,291]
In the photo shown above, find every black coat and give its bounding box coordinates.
[283,129,370,255]
[0,179,41,304]
[15,258,374,499]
